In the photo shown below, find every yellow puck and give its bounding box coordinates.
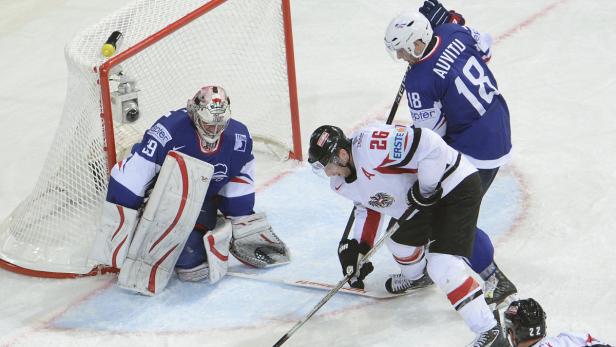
[102,43,116,57]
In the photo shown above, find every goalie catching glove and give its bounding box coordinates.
[338,239,374,289]
[230,213,290,268]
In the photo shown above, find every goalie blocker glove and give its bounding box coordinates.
[419,0,466,28]
[337,239,374,289]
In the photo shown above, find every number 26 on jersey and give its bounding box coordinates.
[369,131,389,150]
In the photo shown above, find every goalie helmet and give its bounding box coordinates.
[308,125,352,171]
[504,298,547,346]
[187,85,231,144]
[384,11,433,60]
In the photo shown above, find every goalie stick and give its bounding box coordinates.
[340,65,411,241]
[273,206,418,347]
[227,271,410,299]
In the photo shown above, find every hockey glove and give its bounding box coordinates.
[419,0,466,28]
[337,239,374,289]
[408,181,443,211]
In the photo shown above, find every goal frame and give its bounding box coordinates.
[100,0,302,170]
[0,0,302,279]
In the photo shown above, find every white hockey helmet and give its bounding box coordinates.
[187,85,232,143]
[384,11,433,60]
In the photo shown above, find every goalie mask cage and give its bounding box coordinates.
[0,0,302,278]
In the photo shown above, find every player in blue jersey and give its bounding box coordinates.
[382,1,516,308]
[90,86,289,294]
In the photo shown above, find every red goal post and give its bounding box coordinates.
[0,0,302,278]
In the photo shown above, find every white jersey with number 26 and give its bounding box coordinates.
[329,124,476,243]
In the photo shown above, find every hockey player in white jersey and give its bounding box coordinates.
[308,124,508,347]
[504,298,612,347]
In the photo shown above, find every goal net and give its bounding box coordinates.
[0,0,301,277]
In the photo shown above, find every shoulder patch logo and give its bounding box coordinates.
[368,192,394,208]
[234,133,247,152]
[147,123,172,146]
[353,132,364,148]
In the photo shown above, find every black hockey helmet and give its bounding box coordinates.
[504,298,547,346]
[308,125,352,169]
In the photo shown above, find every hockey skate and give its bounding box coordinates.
[385,270,433,294]
[484,266,517,309]
[469,322,508,347]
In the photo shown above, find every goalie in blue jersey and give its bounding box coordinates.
[381,1,516,308]
[89,85,290,295]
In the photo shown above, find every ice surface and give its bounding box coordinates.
[1,1,615,346]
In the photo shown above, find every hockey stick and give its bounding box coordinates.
[340,65,411,241]
[272,206,418,347]
[227,271,408,299]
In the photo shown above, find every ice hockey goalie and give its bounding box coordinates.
[88,85,290,295]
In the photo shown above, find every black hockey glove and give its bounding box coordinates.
[419,0,466,28]
[408,181,443,211]
[337,239,374,289]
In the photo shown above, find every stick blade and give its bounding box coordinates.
[227,271,408,299]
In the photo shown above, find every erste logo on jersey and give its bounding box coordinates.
[234,133,247,152]
[368,192,394,208]
[147,123,172,146]
[391,128,406,160]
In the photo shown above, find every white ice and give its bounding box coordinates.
[1,1,616,346]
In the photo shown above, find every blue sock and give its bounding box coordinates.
[467,227,496,279]
[175,230,207,269]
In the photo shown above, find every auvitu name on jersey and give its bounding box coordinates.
[433,38,466,79]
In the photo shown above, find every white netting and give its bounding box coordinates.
[0,0,297,275]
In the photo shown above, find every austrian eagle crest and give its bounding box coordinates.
[368,192,394,208]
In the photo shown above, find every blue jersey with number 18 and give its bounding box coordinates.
[405,23,511,169]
